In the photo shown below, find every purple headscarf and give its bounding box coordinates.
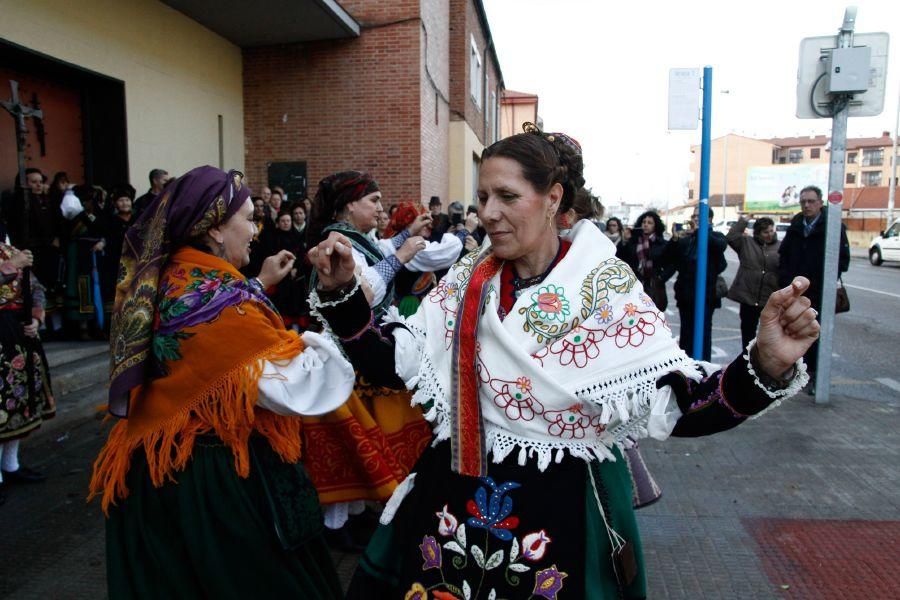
[107,166,250,417]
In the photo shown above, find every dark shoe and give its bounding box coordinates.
[0,484,6,506]
[1,465,46,483]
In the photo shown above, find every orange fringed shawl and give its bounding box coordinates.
[90,247,303,513]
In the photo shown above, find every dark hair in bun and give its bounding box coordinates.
[480,122,585,213]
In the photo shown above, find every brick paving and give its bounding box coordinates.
[0,386,897,598]
[747,519,900,599]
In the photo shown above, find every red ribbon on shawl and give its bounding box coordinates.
[451,253,504,476]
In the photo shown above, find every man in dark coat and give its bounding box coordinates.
[661,205,728,361]
[427,196,450,243]
[133,169,169,217]
[777,185,850,390]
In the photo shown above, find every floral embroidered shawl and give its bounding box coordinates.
[392,220,701,476]
[90,247,304,512]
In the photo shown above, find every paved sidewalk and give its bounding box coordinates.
[637,390,899,598]
[1,387,897,598]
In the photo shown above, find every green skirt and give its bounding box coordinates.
[106,436,342,599]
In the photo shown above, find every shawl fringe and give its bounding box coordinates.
[89,337,303,514]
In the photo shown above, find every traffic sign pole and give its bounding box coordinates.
[815,9,855,404]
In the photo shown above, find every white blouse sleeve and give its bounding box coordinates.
[380,234,463,273]
[403,233,463,272]
[257,331,355,416]
[352,247,388,308]
[389,307,427,389]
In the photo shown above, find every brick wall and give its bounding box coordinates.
[243,0,425,207]
[448,0,500,146]
[419,0,451,204]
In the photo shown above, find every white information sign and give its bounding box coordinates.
[668,68,701,130]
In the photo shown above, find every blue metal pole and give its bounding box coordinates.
[693,66,713,360]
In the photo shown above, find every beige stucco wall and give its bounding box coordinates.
[0,0,244,186]
[689,134,775,200]
[449,120,484,207]
[500,101,537,140]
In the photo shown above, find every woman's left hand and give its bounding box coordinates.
[23,318,39,338]
[258,250,296,288]
[755,277,820,377]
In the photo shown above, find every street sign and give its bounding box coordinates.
[796,32,889,119]
[668,68,701,130]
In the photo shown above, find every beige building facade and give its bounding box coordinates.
[1,0,247,189]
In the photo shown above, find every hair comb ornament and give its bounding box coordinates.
[521,122,582,156]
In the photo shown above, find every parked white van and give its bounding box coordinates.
[869,219,900,266]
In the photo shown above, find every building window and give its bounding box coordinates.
[862,148,884,166]
[847,151,857,163]
[688,188,694,200]
[470,35,482,108]
[861,171,882,186]
[789,149,803,163]
[846,172,856,184]
[811,148,821,159]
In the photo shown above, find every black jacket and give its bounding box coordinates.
[661,229,728,309]
[777,212,850,310]
[618,233,668,284]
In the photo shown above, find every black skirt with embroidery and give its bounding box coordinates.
[347,440,647,600]
[0,311,55,441]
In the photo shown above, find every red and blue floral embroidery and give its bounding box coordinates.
[415,478,569,599]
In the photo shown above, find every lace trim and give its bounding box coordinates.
[485,424,625,472]
[380,308,450,443]
[307,275,362,360]
[743,337,809,420]
[574,352,700,426]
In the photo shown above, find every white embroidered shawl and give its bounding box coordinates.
[388,220,702,470]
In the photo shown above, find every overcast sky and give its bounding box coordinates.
[482,0,900,208]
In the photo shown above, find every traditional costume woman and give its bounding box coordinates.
[308,127,816,599]
[89,166,354,599]
[0,241,55,499]
[61,185,106,337]
[302,172,433,532]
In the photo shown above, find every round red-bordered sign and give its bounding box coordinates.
[828,191,843,204]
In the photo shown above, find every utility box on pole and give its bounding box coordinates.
[795,7,888,404]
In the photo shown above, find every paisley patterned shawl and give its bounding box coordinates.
[108,166,248,418]
[90,246,305,512]
[395,220,701,476]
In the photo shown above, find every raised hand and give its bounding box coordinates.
[464,212,480,233]
[9,249,33,269]
[307,232,356,291]
[755,277,820,377]
[396,235,427,264]
[407,213,433,236]
[258,250,296,288]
